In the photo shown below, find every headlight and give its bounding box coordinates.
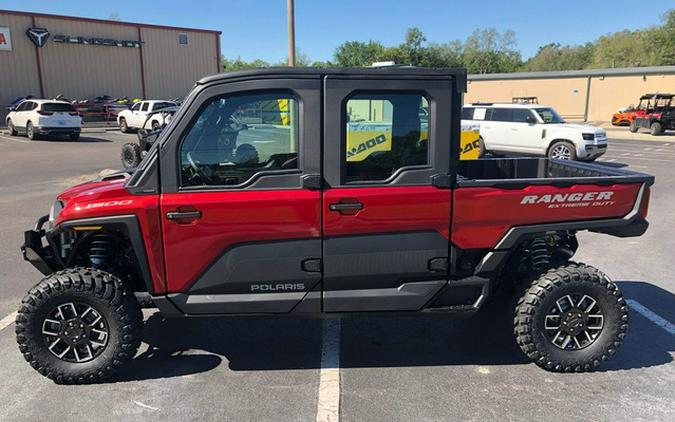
[47,200,64,230]
[582,133,595,141]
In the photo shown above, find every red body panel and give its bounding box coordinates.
[55,179,165,293]
[452,183,641,249]
[160,190,321,293]
[323,186,451,240]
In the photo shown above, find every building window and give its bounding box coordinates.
[344,93,429,183]
[178,33,189,46]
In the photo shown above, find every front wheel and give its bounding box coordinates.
[629,120,639,133]
[514,263,628,372]
[548,141,576,160]
[119,117,129,133]
[7,119,18,136]
[15,268,143,384]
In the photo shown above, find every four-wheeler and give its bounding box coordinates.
[611,94,655,126]
[120,106,179,169]
[117,100,177,133]
[18,67,654,384]
[462,103,608,161]
[630,94,674,136]
[5,99,81,140]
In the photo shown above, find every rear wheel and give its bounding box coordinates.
[26,121,38,140]
[477,137,486,158]
[151,120,160,131]
[119,117,129,133]
[650,122,664,136]
[629,120,639,133]
[7,119,18,136]
[15,268,143,384]
[548,141,576,160]
[514,263,628,372]
[121,143,142,169]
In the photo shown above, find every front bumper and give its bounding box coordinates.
[582,143,607,158]
[21,215,57,275]
[35,126,81,135]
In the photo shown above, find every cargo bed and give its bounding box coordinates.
[457,158,654,188]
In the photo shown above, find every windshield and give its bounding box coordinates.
[533,107,565,124]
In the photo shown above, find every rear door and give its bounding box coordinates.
[322,76,454,312]
[159,77,322,314]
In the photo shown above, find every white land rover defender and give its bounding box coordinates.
[461,103,608,161]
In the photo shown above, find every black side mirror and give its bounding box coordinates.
[8,107,16,112]
[525,115,536,124]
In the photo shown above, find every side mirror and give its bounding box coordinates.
[525,115,536,124]
[8,107,16,112]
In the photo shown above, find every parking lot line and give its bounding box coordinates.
[316,318,341,422]
[0,312,18,332]
[626,299,675,336]
[0,134,32,144]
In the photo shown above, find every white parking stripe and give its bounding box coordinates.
[0,134,32,144]
[0,311,18,331]
[626,299,675,336]
[316,318,341,422]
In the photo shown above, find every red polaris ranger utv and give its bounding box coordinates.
[18,68,653,384]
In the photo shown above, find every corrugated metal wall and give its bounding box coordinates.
[35,16,144,100]
[0,10,219,122]
[0,14,41,104]
[141,28,218,99]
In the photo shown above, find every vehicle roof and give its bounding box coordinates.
[20,99,71,105]
[640,93,674,99]
[465,103,552,109]
[197,67,468,92]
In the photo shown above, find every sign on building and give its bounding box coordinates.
[0,26,12,51]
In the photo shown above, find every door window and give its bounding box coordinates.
[461,107,474,120]
[131,103,140,111]
[512,109,533,123]
[344,93,429,183]
[141,103,150,112]
[180,92,299,188]
[489,108,513,122]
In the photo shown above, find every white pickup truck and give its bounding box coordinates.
[461,103,608,161]
[117,100,177,132]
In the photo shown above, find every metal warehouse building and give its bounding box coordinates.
[0,9,221,115]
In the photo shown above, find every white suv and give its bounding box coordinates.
[6,99,82,140]
[117,100,177,132]
[461,103,608,161]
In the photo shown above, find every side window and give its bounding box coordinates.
[131,103,140,111]
[473,107,487,120]
[490,108,513,122]
[461,107,474,120]
[141,103,149,112]
[16,102,27,111]
[180,92,299,188]
[512,109,533,123]
[344,93,429,183]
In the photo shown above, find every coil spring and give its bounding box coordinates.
[89,233,114,268]
[529,237,551,272]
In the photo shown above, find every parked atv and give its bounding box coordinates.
[630,93,674,135]
[120,107,178,169]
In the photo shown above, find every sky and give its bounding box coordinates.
[1,0,672,63]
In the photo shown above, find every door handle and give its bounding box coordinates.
[166,210,202,220]
[329,202,363,211]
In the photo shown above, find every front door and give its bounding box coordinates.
[159,78,322,314]
[322,77,454,312]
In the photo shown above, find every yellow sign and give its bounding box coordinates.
[345,125,481,162]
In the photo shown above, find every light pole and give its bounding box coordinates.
[287,0,295,66]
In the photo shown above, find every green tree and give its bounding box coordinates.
[462,28,522,73]
[333,40,386,67]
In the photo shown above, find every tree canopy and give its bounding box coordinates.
[222,9,675,74]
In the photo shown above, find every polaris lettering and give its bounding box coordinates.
[250,283,305,292]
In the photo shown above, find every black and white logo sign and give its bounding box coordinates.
[26,27,50,47]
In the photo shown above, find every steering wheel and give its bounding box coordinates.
[186,152,217,184]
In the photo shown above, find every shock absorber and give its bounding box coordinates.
[88,233,114,268]
[529,237,551,272]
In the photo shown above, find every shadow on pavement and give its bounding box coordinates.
[593,161,629,168]
[109,280,674,383]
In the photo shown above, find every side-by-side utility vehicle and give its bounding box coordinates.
[18,68,654,383]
